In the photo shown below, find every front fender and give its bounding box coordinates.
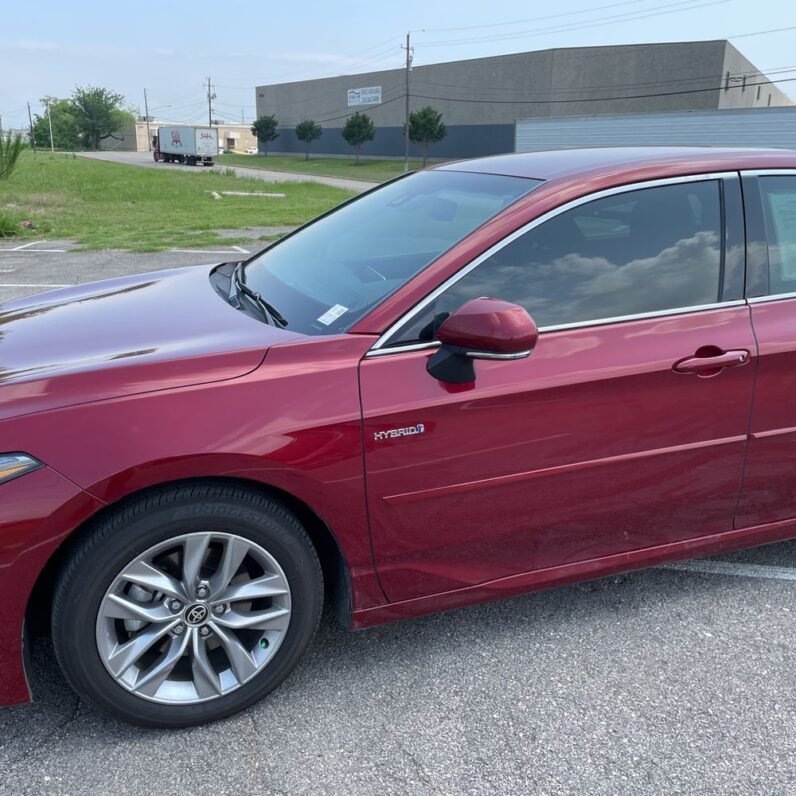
[0,467,103,706]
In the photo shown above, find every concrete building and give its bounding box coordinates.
[255,40,792,160]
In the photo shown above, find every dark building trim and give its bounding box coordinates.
[265,123,515,159]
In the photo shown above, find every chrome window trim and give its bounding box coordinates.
[537,300,746,332]
[741,169,796,177]
[367,340,441,357]
[748,292,796,304]
[463,349,533,360]
[365,301,747,357]
[368,171,739,356]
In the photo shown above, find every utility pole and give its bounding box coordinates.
[27,102,36,153]
[46,99,55,152]
[143,88,152,151]
[402,32,413,173]
[206,77,216,126]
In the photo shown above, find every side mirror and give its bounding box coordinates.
[427,297,538,384]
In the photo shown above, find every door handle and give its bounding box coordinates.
[673,348,750,377]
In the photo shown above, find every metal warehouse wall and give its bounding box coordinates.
[255,40,790,160]
[515,107,796,151]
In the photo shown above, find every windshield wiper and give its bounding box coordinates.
[230,262,288,328]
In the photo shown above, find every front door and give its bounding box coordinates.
[360,176,756,602]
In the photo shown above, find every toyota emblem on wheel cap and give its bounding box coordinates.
[184,604,209,626]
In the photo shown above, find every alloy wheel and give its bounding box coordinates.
[95,531,291,704]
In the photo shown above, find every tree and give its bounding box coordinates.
[251,114,279,156]
[341,112,375,163]
[70,86,130,150]
[409,106,447,166]
[0,132,24,180]
[295,119,322,160]
[32,97,81,150]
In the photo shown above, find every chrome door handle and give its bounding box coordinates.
[673,348,749,376]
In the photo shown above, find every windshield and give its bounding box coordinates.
[243,169,541,335]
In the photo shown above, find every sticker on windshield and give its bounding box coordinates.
[317,304,348,326]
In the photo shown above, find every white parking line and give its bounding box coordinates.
[0,248,68,254]
[659,560,796,581]
[11,240,45,251]
[171,249,250,255]
[0,283,72,288]
[231,245,250,254]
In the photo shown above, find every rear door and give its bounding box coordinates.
[736,171,796,526]
[361,174,757,602]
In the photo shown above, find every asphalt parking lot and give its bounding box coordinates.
[0,238,271,304]
[0,246,795,794]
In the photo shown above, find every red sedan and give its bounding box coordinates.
[2,147,796,727]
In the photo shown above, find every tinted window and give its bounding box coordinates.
[391,180,725,344]
[759,176,796,294]
[243,170,540,335]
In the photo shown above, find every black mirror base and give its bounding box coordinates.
[427,347,476,384]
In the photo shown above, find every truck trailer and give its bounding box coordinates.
[153,126,219,166]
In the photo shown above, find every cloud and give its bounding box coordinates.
[438,231,722,328]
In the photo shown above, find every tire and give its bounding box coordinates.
[51,483,323,728]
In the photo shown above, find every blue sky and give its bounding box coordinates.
[0,0,793,128]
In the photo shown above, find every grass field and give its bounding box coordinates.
[0,152,353,251]
[217,153,431,183]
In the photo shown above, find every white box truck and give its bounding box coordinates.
[153,126,218,166]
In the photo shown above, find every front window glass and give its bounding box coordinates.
[390,180,724,344]
[243,170,540,335]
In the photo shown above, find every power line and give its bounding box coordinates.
[412,75,796,106]
[281,92,406,127]
[417,0,727,47]
[729,24,796,39]
[416,0,667,34]
[259,34,403,85]
[410,65,796,98]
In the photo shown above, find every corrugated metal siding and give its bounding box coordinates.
[515,108,796,152]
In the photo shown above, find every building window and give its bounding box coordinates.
[227,137,235,149]
[768,93,773,106]
[724,71,730,91]
[741,75,747,92]
[757,85,761,100]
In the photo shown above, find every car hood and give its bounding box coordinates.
[0,264,303,420]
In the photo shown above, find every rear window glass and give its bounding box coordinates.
[759,176,796,291]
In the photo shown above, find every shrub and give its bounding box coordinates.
[0,211,20,238]
[341,113,375,163]
[0,133,24,180]
[295,119,322,160]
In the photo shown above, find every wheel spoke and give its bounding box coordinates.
[106,620,179,678]
[102,593,174,624]
[213,606,290,632]
[219,573,288,604]
[135,631,191,696]
[211,623,259,683]
[209,537,250,597]
[182,533,211,592]
[191,632,223,698]
[122,560,186,601]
